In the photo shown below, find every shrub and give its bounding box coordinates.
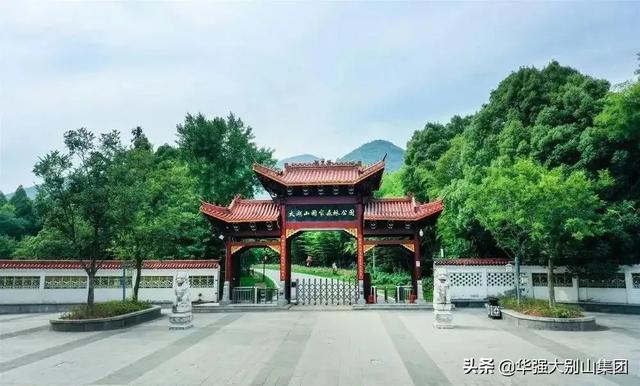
[62,300,152,320]
[371,271,411,286]
[499,297,583,318]
[422,277,434,301]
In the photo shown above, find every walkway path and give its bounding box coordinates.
[1,309,638,385]
[257,268,332,288]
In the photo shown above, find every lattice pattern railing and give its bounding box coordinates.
[449,272,482,287]
[486,272,514,287]
[295,278,358,305]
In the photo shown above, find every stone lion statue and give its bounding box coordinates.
[433,269,451,305]
[173,272,192,313]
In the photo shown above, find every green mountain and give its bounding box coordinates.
[339,140,405,171]
[274,140,405,173]
[276,154,321,169]
[5,185,38,200]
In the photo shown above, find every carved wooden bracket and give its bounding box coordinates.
[343,228,358,239]
[363,244,375,254]
[286,228,302,239]
[267,245,281,254]
[400,243,415,253]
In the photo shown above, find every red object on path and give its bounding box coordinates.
[409,293,417,304]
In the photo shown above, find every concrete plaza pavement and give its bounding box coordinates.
[0,308,639,385]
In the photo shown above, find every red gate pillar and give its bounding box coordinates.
[278,205,289,305]
[278,233,289,305]
[356,204,365,304]
[357,230,366,304]
[286,238,292,301]
[221,240,232,304]
[414,232,425,304]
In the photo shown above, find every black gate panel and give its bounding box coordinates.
[295,277,358,305]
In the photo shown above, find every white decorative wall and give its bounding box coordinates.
[0,261,220,305]
[435,261,640,305]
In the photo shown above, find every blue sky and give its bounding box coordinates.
[0,1,638,193]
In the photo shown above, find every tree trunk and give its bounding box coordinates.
[133,256,143,302]
[87,269,95,307]
[515,254,521,305]
[547,257,556,308]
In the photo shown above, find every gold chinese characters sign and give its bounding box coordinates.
[286,204,356,222]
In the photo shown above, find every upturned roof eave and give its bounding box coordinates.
[200,200,280,224]
[251,159,385,187]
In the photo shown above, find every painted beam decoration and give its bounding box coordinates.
[286,204,356,222]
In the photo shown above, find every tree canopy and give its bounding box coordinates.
[403,61,640,285]
[2,113,274,304]
[176,113,275,204]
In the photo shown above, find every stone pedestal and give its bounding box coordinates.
[277,280,288,305]
[357,279,366,305]
[169,312,193,330]
[433,303,453,329]
[220,281,231,305]
[416,281,426,304]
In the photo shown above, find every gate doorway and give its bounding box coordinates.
[287,229,358,306]
[229,245,280,304]
[293,277,358,305]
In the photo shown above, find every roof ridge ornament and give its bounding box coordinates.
[228,194,243,211]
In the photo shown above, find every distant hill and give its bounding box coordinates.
[274,140,405,173]
[5,185,38,200]
[339,140,405,172]
[7,142,403,202]
[276,154,321,169]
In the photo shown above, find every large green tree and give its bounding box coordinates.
[176,113,275,203]
[469,159,606,306]
[404,60,640,269]
[176,112,275,260]
[109,129,205,300]
[374,169,406,198]
[403,116,469,202]
[33,128,123,306]
[0,186,40,246]
[579,81,640,202]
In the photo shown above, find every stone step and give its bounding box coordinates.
[193,304,291,313]
[352,303,434,311]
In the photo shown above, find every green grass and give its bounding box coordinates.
[263,263,356,281]
[240,270,276,288]
[370,271,411,286]
[62,300,152,320]
[499,297,583,318]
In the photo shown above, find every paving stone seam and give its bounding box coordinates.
[248,312,316,386]
[92,313,243,385]
[470,311,640,386]
[0,330,121,373]
[380,312,452,386]
[0,325,49,340]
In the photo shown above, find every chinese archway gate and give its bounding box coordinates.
[200,159,443,305]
